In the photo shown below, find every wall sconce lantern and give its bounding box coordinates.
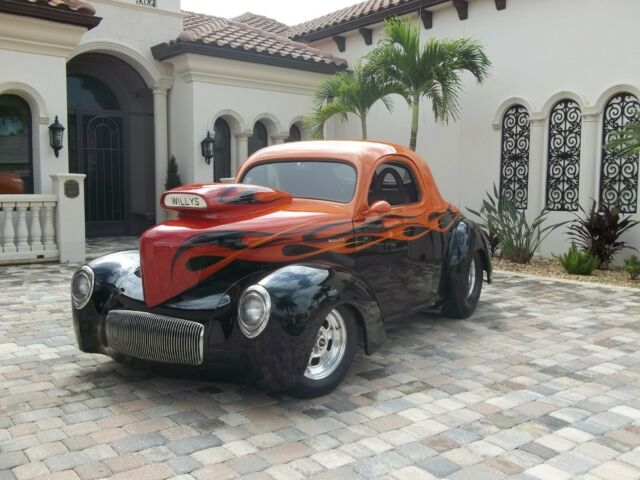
[49,116,65,158]
[201,130,215,165]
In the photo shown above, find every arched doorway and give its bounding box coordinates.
[248,121,268,155]
[213,118,231,182]
[0,94,32,193]
[285,123,302,143]
[67,53,154,237]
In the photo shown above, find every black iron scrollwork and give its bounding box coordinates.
[600,93,639,213]
[500,104,530,209]
[546,100,582,211]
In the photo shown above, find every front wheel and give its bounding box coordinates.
[443,250,483,319]
[288,306,356,398]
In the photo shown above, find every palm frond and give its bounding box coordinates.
[306,61,402,139]
[366,20,492,127]
[305,101,350,139]
[606,122,640,158]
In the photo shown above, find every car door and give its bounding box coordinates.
[354,158,444,318]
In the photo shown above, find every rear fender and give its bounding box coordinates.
[439,219,492,296]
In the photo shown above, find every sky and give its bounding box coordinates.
[180,0,358,25]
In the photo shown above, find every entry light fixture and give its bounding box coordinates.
[49,116,65,158]
[201,130,215,165]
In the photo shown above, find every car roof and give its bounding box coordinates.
[240,140,418,170]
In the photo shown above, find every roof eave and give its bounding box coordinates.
[293,0,448,42]
[0,0,101,29]
[151,42,348,75]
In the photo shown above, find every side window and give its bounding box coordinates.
[368,162,420,206]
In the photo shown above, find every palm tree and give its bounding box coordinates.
[305,61,400,140]
[607,121,640,157]
[366,18,491,151]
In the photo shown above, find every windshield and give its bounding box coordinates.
[241,160,357,203]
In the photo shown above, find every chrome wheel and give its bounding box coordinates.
[466,258,476,299]
[304,309,347,380]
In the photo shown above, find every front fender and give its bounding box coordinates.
[258,263,386,355]
[73,251,141,353]
[241,262,385,391]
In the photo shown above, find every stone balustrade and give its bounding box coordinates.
[0,195,59,263]
[0,173,86,264]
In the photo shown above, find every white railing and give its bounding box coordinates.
[0,195,59,263]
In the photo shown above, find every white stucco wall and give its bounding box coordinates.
[0,13,87,194]
[78,0,182,82]
[310,0,640,257]
[166,54,328,185]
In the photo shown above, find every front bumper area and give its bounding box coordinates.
[72,287,318,392]
[105,310,204,365]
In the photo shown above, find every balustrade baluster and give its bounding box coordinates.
[29,203,44,252]
[43,202,56,250]
[16,202,29,252]
[1,202,17,253]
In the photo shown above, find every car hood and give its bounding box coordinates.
[140,185,355,307]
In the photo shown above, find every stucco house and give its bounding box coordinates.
[0,0,639,263]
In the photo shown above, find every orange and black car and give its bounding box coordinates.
[71,141,492,397]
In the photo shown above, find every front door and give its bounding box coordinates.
[69,111,128,237]
[355,159,443,318]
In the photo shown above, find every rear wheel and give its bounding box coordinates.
[443,250,483,319]
[288,306,356,398]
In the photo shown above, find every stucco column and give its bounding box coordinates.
[235,131,251,171]
[581,109,601,205]
[529,115,546,213]
[153,88,169,223]
[50,173,86,263]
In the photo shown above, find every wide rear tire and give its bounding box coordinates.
[443,250,483,319]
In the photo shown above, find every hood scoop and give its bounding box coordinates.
[162,183,292,220]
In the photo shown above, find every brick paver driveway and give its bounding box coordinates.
[1,260,640,480]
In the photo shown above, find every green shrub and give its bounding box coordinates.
[496,202,566,264]
[555,243,598,275]
[624,255,640,280]
[467,184,504,256]
[568,200,639,269]
[468,184,566,263]
[165,155,182,191]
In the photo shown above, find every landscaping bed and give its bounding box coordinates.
[493,257,640,289]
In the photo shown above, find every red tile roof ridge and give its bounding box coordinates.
[22,0,96,15]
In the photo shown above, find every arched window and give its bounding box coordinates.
[500,104,530,209]
[248,121,268,155]
[213,118,231,182]
[285,124,302,143]
[67,74,120,111]
[546,99,582,211]
[0,94,33,193]
[600,92,639,213]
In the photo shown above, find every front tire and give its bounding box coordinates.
[443,250,483,319]
[288,306,356,398]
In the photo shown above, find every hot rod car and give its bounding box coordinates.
[72,141,492,397]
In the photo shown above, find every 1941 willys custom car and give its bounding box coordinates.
[71,141,492,397]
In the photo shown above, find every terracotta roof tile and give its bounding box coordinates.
[232,12,290,35]
[176,11,347,69]
[21,0,95,15]
[289,0,415,38]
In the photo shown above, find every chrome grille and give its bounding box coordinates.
[105,310,204,365]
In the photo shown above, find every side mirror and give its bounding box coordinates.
[366,200,391,215]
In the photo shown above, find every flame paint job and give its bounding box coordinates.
[141,141,460,308]
[72,140,492,391]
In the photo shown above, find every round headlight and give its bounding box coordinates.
[238,285,271,338]
[71,266,94,310]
